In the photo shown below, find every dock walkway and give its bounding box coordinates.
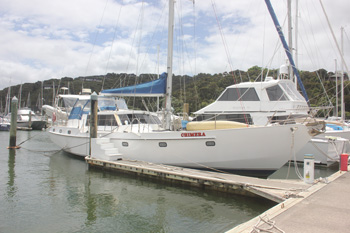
[86,157,310,203]
[230,169,350,232]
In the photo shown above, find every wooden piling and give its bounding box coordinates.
[28,110,32,128]
[8,96,20,149]
[89,92,98,156]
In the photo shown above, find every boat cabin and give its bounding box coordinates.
[194,78,309,126]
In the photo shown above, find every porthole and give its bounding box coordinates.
[52,128,55,132]
[59,129,62,133]
[159,142,167,147]
[206,141,215,147]
[122,142,128,147]
[67,130,71,135]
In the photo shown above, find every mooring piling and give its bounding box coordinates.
[89,92,98,156]
[8,96,20,149]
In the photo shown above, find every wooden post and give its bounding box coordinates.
[183,103,189,121]
[28,111,32,129]
[89,92,98,157]
[8,96,20,149]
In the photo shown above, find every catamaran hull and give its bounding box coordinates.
[49,124,311,176]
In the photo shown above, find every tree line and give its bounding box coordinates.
[0,66,349,118]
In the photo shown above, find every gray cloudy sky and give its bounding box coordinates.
[0,0,349,90]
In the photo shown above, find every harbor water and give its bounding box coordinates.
[0,130,338,233]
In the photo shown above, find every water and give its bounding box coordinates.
[0,130,275,233]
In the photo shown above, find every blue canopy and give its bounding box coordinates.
[101,72,167,97]
[326,124,343,131]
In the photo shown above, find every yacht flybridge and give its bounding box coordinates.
[194,68,310,126]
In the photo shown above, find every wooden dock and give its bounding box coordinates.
[85,157,311,203]
[229,168,348,232]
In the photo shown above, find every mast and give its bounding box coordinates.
[341,27,344,121]
[26,92,30,108]
[264,0,310,106]
[41,81,44,115]
[287,0,294,82]
[294,0,299,87]
[53,81,55,107]
[19,84,22,109]
[335,59,338,117]
[165,0,175,130]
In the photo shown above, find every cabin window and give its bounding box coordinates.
[122,142,128,147]
[194,114,253,124]
[159,142,167,147]
[206,141,215,146]
[218,88,259,101]
[98,115,118,126]
[86,115,118,126]
[269,115,296,124]
[266,85,288,101]
[67,130,71,134]
[280,82,305,101]
[118,114,161,125]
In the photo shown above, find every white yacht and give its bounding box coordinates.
[48,92,313,177]
[48,0,315,177]
[14,108,46,130]
[193,70,309,126]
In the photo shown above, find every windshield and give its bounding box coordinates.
[280,82,305,101]
[218,88,259,101]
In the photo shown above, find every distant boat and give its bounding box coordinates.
[14,108,46,130]
[0,116,10,131]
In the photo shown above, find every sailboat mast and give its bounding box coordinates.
[165,0,175,130]
[287,0,294,82]
[264,0,310,107]
[19,84,22,109]
[335,59,338,117]
[294,0,299,87]
[341,26,344,121]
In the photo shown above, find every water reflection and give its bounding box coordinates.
[7,149,17,200]
[47,153,274,232]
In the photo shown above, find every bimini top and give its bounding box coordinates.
[100,72,167,97]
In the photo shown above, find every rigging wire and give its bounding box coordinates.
[84,0,110,90]
[101,0,125,91]
[210,0,249,125]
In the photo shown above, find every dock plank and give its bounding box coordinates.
[229,169,348,232]
[85,157,311,203]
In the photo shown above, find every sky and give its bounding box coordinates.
[0,0,349,90]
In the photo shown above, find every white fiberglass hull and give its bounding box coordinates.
[49,123,311,176]
[296,137,348,166]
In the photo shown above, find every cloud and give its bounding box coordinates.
[0,0,349,91]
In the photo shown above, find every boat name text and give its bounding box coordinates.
[181,132,206,137]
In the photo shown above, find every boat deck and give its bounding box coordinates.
[85,157,311,203]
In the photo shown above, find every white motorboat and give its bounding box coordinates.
[9,108,46,130]
[0,116,10,131]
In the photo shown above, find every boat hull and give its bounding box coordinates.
[0,123,10,131]
[17,120,46,130]
[296,137,348,166]
[49,124,311,176]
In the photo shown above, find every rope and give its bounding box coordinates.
[20,147,64,157]
[16,132,41,146]
[251,214,285,233]
[285,127,304,180]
